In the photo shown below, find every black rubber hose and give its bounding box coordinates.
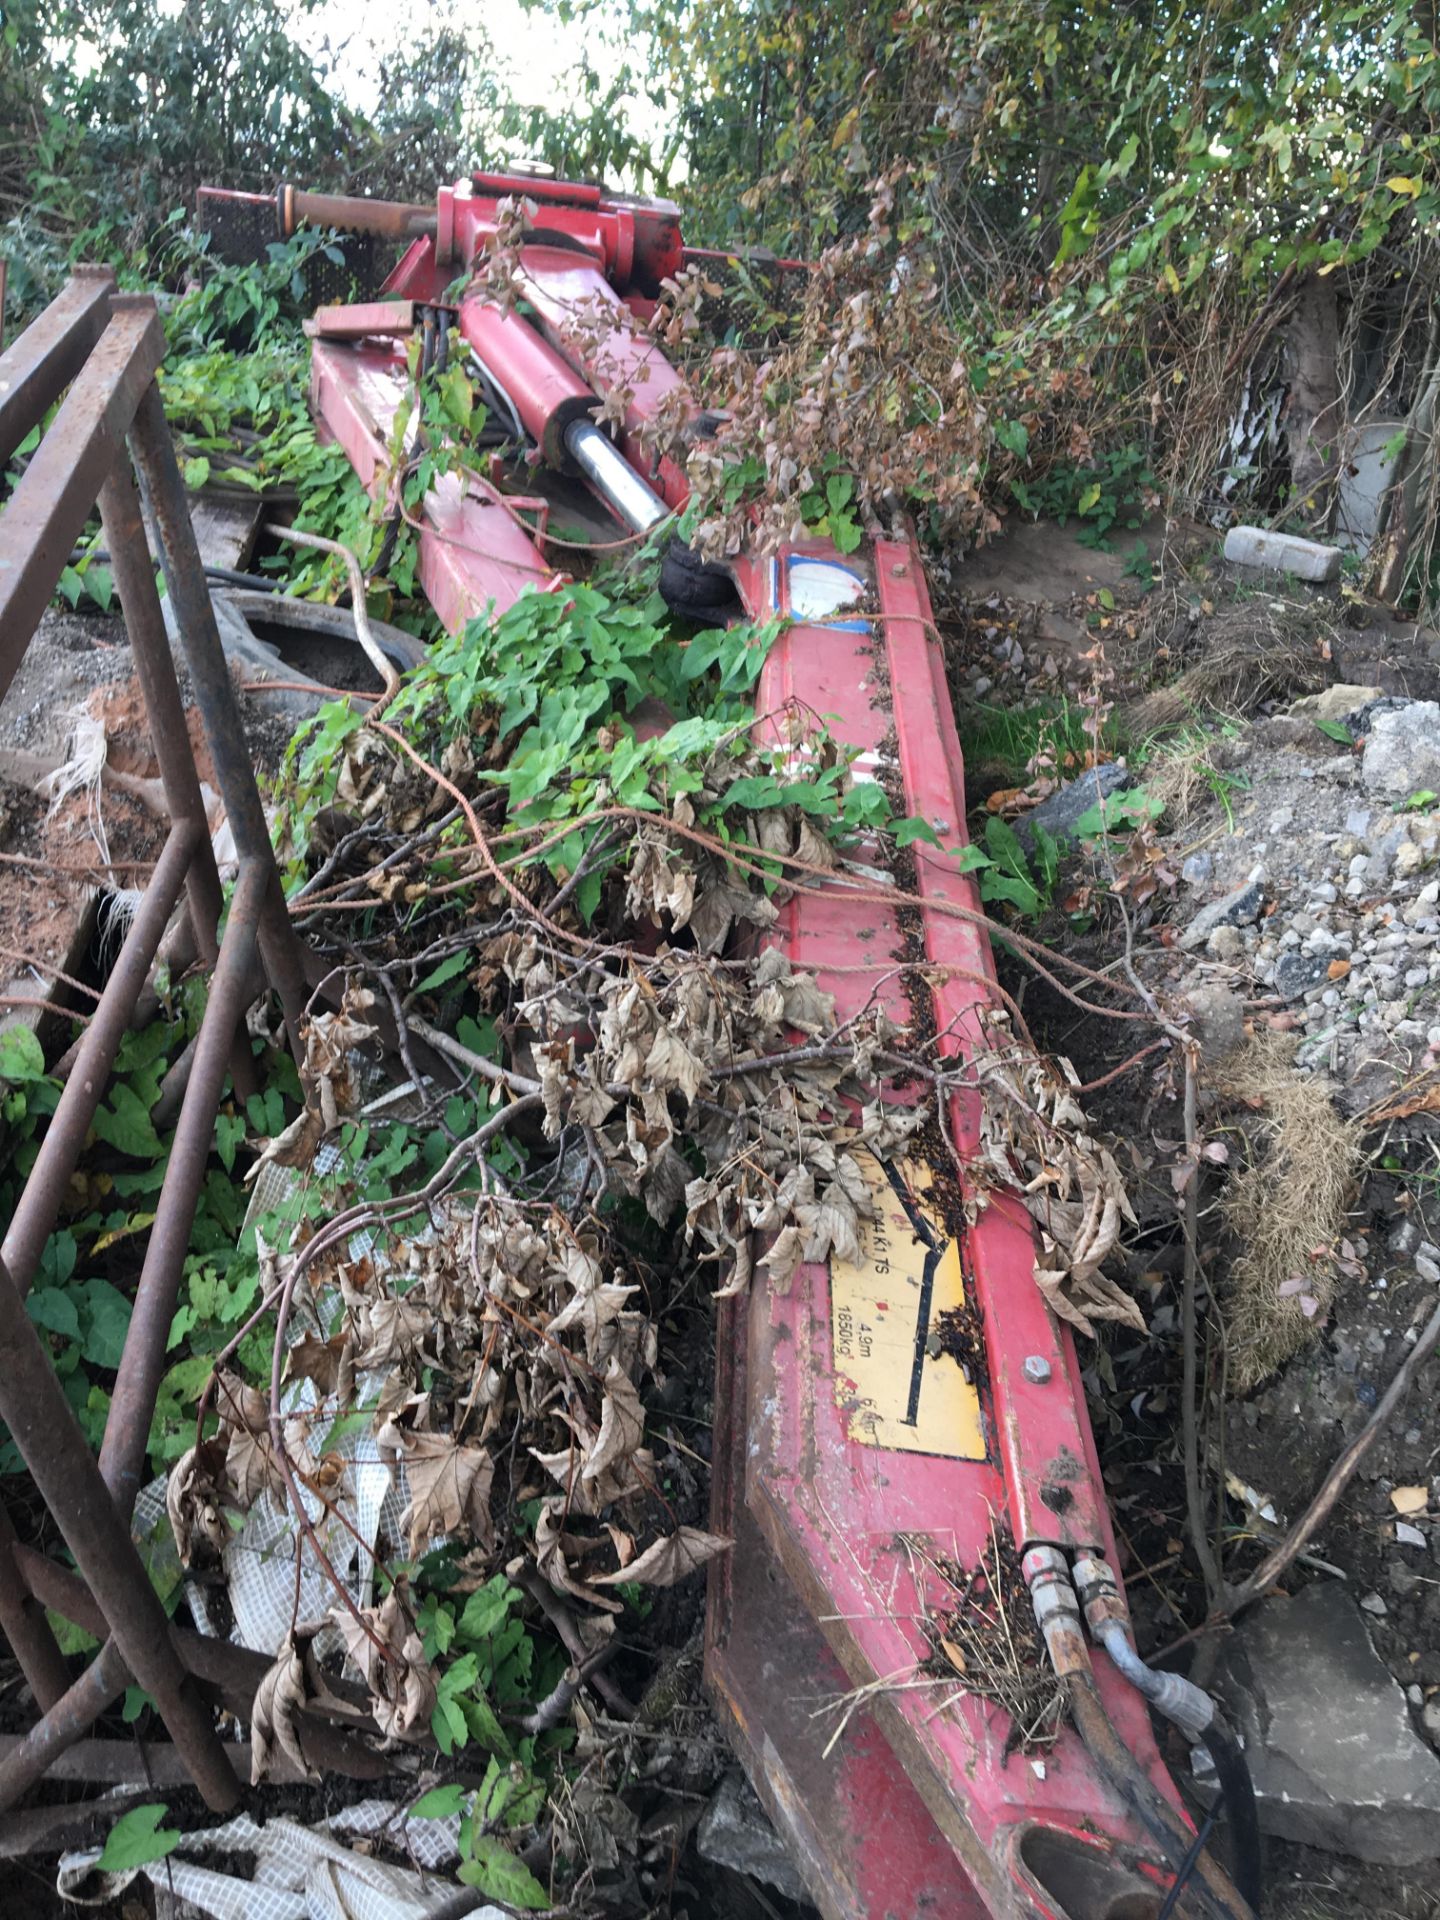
[1157,1811,1218,1920]
[1068,1672,1255,1920]
[1197,1715,1263,1913]
[70,547,284,594]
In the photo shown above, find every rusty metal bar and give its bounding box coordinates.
[278,183,436,243]
[0,279,327,1812]
[98,462,226,967]
[0,1253,241,1810]
[0,822,197,1295]
[128,380,311,1059]
[98,457,258,1105]
[0,1637,130,1810]
[0,1503,71,1712]
[98,861,265,1513]
[0,301,165,699]
[0,266,115,467]
[14,1546,391,1783]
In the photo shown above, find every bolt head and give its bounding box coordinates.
[1022,1354,1053,1385]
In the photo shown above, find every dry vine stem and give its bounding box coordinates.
[1225,1295,1440,1617]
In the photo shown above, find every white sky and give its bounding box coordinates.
[290,0,633,125]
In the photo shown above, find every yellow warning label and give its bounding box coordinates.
[829,1153,987,1460]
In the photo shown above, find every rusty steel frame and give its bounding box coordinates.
[0,274,318,1809]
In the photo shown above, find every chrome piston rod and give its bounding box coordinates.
[563,417,669,533]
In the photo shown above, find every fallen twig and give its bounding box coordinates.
[1225,1294,1440,1616]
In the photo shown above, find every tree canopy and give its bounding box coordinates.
[4,0,1440,601]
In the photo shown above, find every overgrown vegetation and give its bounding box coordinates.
[5,2,1440,1905]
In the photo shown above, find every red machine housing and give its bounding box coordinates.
[260,170,1237,1920]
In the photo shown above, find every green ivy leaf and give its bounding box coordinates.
[27,1287,80,1340]
[458,1576,523,1643]
[79,1278,133,1370]
[122,1686,155,1723]
[215,1112,247,1175]
[92,1083,164,1159]
[416,949,473,992]
[0,1026,46,1083]
[97,1803,182,1873]
[458,1837,550,1910]
[411,1783,467,1819]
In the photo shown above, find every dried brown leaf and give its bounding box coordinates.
[165,1437,229,1568]
[380,1423,497,1556]
[251,1633,317,1783]
[330,1591,438,1744]
[584,1359,645,1492]
[593,1526,732,1588]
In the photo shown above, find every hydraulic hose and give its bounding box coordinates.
[1066,1668,1255,1920]
[1088,1618,1261,1910]
[1093,1617,1214,1742]
[1025,1548,1256,1920]
[1195,1714,1263,1914]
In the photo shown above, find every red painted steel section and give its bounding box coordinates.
[510,252,690,506]
[709,1282,991,1920]
[309,337,562,629]
[293,173,1203,1914]
[458,292,599,467]
[731,540,1181,1915]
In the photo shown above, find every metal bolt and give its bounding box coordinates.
[1022,1354,1052,1385]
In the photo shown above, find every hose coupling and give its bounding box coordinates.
[1072,1552,1131,1634]
[1022,1545,1089,1677]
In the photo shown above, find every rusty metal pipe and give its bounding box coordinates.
[0,1637,130,1810]
[277,183,437,243]
[0,1253,241,1810]
[0,1503,71,1712]
[0,267,115,467]
[15,1547,392,1780]
[98,861,265,1515]
[98,460,259,1104]
[128,380,310,1062]
[0,301,166,705]
[98,463,225,965]
[0,821,198,1295]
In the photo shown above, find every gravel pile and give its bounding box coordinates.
[1169,691,1440,1114]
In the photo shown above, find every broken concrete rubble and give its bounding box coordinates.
[1013,759,1130,849]
[1206,1582,1440,1864]
[1222,525,1343,583]
[697,1771,809,1903]
[1361,701,1440,801]
[1178,982,1245,1063]
[1178,867,1267,950]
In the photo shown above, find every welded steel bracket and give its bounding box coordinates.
[0,275,360,1809]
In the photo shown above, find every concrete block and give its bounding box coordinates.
[1205,1582,1440,1864]
[1224,525,1344,583]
